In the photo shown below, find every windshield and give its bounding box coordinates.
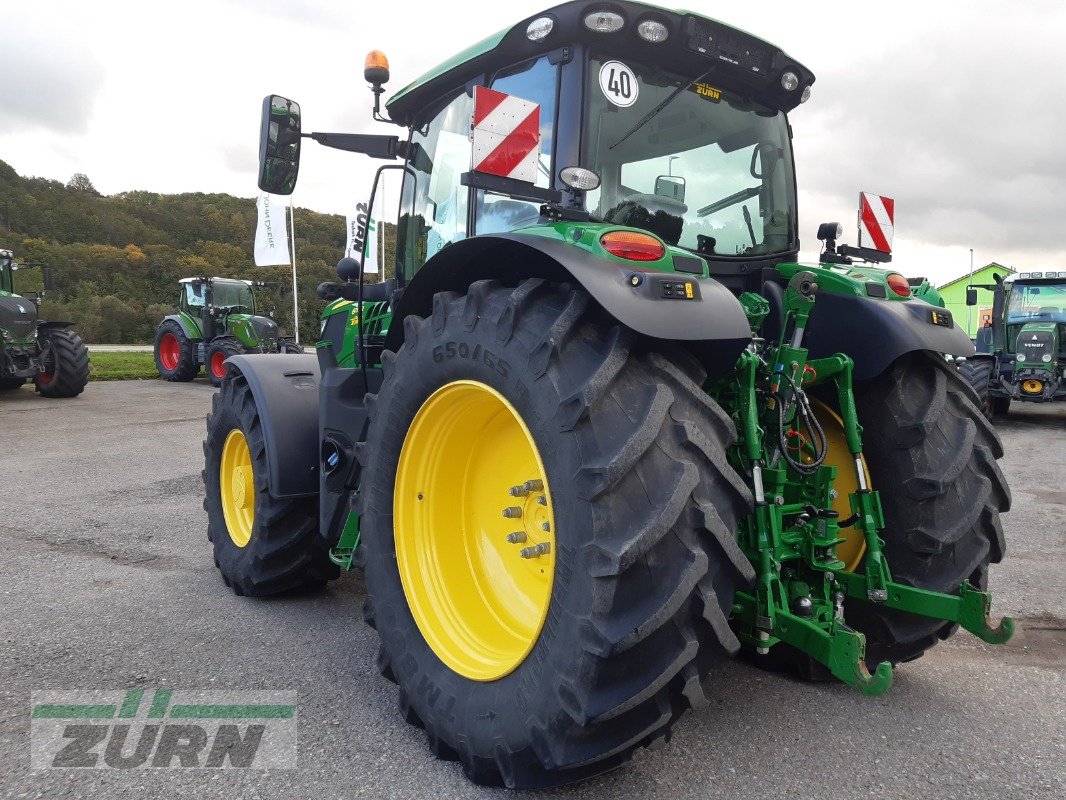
[583,55,796,257]
[1007,282,1066,324]
[213,281,255,314]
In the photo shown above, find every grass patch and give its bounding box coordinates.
[89,351,160,381]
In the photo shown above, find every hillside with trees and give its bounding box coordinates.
[0,159,394,343]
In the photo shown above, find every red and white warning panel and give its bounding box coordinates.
[858,191,895,253]
[471,86,540,184]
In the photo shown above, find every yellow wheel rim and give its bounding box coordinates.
[1022,379,1044,394]
[220,429,255,548]
[810,400,870,572]
[394,380,555,681]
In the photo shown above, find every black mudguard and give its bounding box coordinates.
[387,233,752,376]
[225,353,320,498]
[804,292,976,380]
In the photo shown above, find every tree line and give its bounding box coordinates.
[0,159,395,343]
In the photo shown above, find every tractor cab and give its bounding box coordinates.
[259,0,814,302]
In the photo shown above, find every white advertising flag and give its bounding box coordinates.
[344,201,379,274]
[364,217,379,275]
[254,193,291,266]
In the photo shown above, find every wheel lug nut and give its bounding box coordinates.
[509,485,529,497]
[523,479,544,492]
[520,542,551,559]
[502,507,523,518]
[536,495,547,506]
[506,531,527,544]
[541,522,550,531]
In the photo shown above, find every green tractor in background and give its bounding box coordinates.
[153,276,302,386]
[0,248,89,398]
[201,2,1012,788]
[960,269,1066,418]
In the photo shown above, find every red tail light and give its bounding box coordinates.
[600,231,665,262]
[886,273,911,297]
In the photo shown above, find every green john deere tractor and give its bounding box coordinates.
[960,269,1066,418]
[202,2,1012,788]
[0,249,89,398]
[154,276,301,386]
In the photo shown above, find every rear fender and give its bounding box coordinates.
[164,313,202,341]
[804,292,976,380]
[225,353,320,498]
[386,233,752,377]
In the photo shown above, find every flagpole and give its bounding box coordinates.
[967,248,974,337]
[288,195,300,345]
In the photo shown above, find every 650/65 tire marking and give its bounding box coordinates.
[432,341,511,379]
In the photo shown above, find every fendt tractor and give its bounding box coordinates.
[154,276,301,386]
[960,269,1066,417]
[0,249,89,398]
[202,3,1012,788]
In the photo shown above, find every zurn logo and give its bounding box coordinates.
[30,689,296,769]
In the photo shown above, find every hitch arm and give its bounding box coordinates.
[835,572,1014,644]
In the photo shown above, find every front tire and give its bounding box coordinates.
[206,336,244,387]
[34,328,89,398]
[359,279,753,788]
[202,373,338,595]
[0,373,26,391]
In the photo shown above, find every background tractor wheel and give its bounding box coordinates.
[202,373,338,595]
[0,374,26,391]
[958,358,997,420]
[358,279,753,789]
[155,320,199,381]
[206,336,244,387]
[849,351,1010,666]
[34,327,89,398]
[278,337,303,354]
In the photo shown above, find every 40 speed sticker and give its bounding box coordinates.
[599,61,638,108]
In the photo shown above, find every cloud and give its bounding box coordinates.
[0,11,103,134]
[794,6,1066,256]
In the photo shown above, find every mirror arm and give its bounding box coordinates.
[306,132,401,159]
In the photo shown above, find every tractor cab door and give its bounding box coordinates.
[397,55,560,284]
[181,282,206,320]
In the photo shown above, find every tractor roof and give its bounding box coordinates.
[179,277,254,286]
[385,0,814,125]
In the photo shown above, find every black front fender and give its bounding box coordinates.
[226,353,320,498]
[805,292,976,380]
[387,233,752,374]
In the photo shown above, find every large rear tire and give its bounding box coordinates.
[155,320,199,382]
[34,328,89,398]
[202,373,338,596]
[358,279,753,788]
[848,351,1010,666]
[958,358,996,420]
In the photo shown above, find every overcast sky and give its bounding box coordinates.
[2,0,1063,284]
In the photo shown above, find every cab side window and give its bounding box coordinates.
[475,56,558,235]
[398,92,473,281]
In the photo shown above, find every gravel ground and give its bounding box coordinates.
[0,380,1062,799]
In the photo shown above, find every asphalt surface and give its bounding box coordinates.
[1,380,1063,799]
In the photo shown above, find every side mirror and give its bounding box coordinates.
[654,175,686,203]
[965,288,978,306]
[42,267,56,291]
[258,95,302,195]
